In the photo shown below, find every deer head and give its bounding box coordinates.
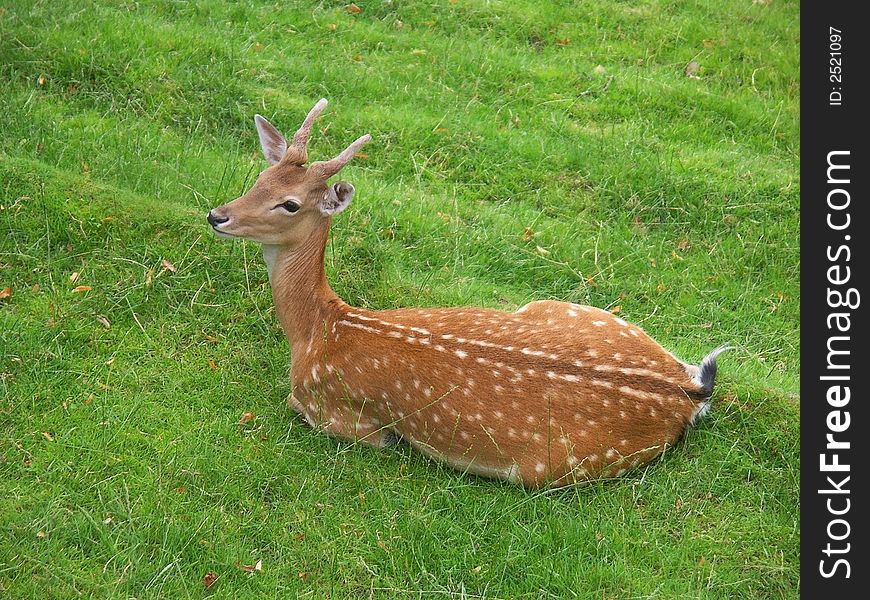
[207,99,371,248]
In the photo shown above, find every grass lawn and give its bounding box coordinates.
[1,1,799,597]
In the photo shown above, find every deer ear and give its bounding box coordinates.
[320,181,355,216]
[254,114,288,165]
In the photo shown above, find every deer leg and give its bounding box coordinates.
[287,393,306,414]
[290,391,397,448]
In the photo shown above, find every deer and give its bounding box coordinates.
[207,99,728,488]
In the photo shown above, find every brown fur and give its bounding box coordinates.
[208,100,711,488]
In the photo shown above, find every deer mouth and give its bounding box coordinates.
[211,228,237,239]
[208,221,237,239]
[207,211,237,238]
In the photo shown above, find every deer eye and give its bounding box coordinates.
[280,200,300,213]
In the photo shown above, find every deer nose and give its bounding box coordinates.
[207,211,229,227]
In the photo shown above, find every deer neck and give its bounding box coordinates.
[261,220,341,358]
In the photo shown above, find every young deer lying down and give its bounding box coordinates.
[208,99,727,488]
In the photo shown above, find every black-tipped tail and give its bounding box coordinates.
[689,345,732,425]
[696,345,731,394]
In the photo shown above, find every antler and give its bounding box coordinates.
[283,98,329,165]
[307,134,372,181]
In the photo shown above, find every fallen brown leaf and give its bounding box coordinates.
[0,287,11,300]
[37,75,45,86]
[328,23,337,31]
[203,572,218,590]
[36,530,47,539]
[42,432,54,442]
[298,571,310,581]
[346,3,362,14]
[609,305,622,314]
[81,162,89,173]
[238,559,262,573]
[207,359,218,370]
[70,272,80,283]
[161,259,177,273]
[293,533,305,542]
[239,411,255,424]
[72,285,92,293]
[555,37,570,47]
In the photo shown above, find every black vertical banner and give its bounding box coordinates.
[802,3,868,596]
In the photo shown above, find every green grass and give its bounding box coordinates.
[1,0,799,597]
